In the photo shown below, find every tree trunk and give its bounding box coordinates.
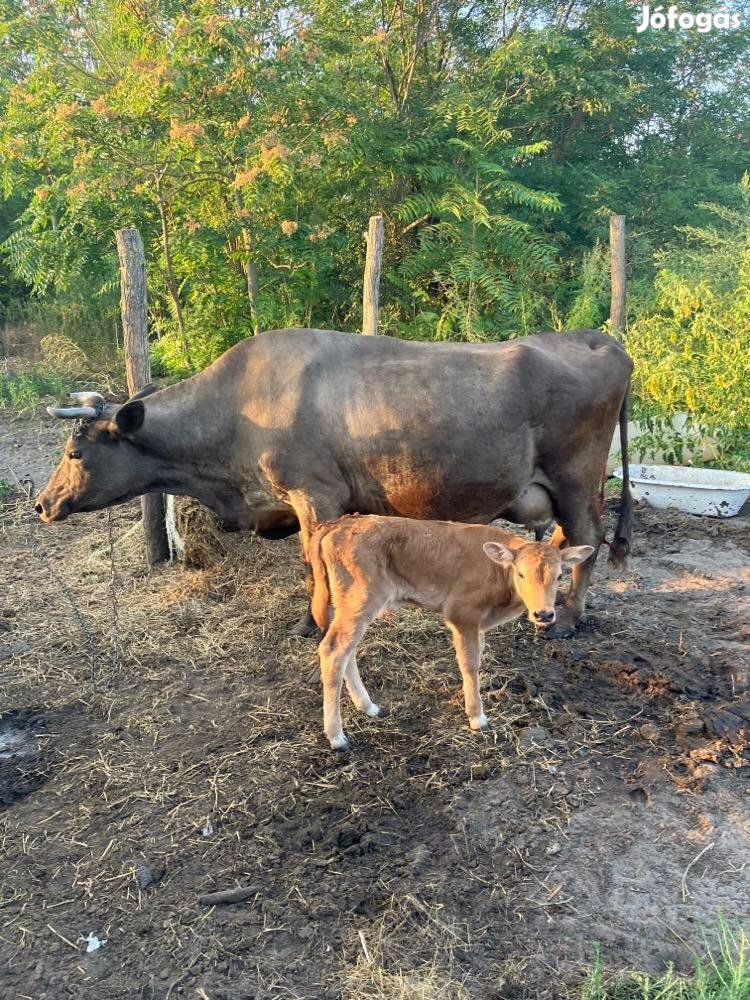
[115,227,170,567]
[362,215,384,335]
[609,214,627,333]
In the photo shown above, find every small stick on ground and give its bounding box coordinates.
[46,923,81,951]
[681,841,715,902]
[197,885,259,906]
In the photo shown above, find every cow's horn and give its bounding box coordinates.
[46,405,98,419]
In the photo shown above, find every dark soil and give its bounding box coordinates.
[0,413,748,999]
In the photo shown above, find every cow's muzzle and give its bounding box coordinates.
[35,494,72,523]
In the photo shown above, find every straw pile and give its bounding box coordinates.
[170,495,228,568]
[40,334,90,377]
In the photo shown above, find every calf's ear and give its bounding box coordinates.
[483,541,514,565]
[113,399,145,436]
[560,545,595,566]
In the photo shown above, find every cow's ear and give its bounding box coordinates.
[560,545,595,566]
[114,399,145,436]
[483,541,514,565]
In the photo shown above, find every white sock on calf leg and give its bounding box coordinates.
[328,731,350,750]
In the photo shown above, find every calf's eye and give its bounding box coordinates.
[518,572,525,580]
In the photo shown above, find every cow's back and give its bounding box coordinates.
[206,327,631,523]
[239,326,630,434]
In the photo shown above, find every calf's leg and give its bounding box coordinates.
[344,653,382,719]
[318,616,372,750]
[447,622,490,732]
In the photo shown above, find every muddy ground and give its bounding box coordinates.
[1,413,749,999]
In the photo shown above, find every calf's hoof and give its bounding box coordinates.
[328,733,351,752]
[469,714,492,733]
[366,703,386,719]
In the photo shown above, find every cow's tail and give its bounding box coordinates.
[309,524,333,634]
[609,385,632,569]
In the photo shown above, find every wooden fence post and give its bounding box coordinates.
[609,214,626,333]
[115,227,170,566]
[362,215,384,335]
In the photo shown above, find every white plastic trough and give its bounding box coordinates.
[613,464,750,518]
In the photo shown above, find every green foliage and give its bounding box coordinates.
[566,242,610,330]
[581,923,750,999]
[0,0,748,459]
[626,178,750,463]
[0,365,68,415]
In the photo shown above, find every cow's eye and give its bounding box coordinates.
[518,571,525,580]
[68,450,82,460]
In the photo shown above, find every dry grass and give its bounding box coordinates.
[171,495,228,568]
[2,496,542,995]
[39,335,91,379]
[2,492,749,997]
[341,895,470,999]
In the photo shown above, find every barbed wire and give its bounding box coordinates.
[18,476,122,690]
[105,507,122,686]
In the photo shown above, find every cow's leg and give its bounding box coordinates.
[344,653,382,719]
[545,495,603,637]
[287,488,347,638]
[318,615,370,750]
[447,621,490,733]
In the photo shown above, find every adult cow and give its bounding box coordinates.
[35,327,632,637]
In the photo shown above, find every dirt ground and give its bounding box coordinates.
[1,412,749,999]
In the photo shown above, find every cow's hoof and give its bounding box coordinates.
[367,704,387,719]
[289,613,321,639]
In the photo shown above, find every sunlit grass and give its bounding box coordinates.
[0,367,69,416]
[582,922,750,999]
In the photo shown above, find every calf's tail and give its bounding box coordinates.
[609,385,632,568]
[309,525,333,633]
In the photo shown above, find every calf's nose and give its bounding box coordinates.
[533,610,555,625]
[35,502,44,515]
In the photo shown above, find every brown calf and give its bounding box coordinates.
[309,516,593,750]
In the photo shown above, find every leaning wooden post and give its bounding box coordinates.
[609,214,627,333]
[115,227,170,566]
[362,214,384,335]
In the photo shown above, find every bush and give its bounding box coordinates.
[625,178,750,467]
[0,365,69,415]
